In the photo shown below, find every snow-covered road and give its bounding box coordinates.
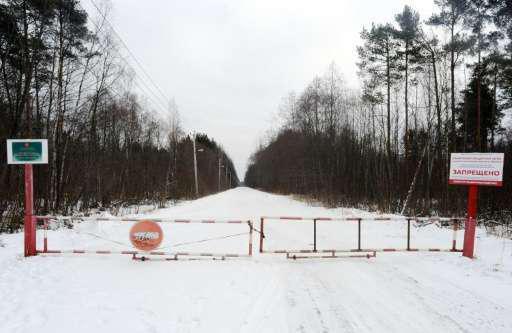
[1,187,511,332]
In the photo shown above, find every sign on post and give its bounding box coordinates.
[449,153,504,186]
[449,153,505,259]
[7,139,48,164]
[6,139,48,257]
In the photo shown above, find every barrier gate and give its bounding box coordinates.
[258,216,464,259]
[29,215,466,261]
[36,216,254,261]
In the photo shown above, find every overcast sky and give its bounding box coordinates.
[83,0,437,178]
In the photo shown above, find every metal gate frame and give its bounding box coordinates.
[36,216,254,259]
[259,216,464,255]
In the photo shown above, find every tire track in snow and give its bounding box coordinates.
[239,261,288,333]
[389,256,512,332]
[282,263,357,333]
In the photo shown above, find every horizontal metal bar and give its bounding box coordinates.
[133,256,230,261]
[260,216,465,222]
[37,249,251,257]
[35,216,250,224]
[37,215,465,223]
[287,251,377,260]
[264,248,463,254]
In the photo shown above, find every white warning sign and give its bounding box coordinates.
[449,153,504,187]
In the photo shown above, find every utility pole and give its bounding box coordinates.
[192,134,199,198]
[218,156,222,192]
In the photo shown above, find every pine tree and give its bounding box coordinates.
[456,74,503,151]
[490,0,512,108]
[357,23,401,158]
[428,0,472,151]
[464,0,492,151]
[395,5,421,154]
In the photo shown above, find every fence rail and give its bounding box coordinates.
[31,215,469,260]
[259,216,465,254]
[35,216,254,258]
[35,216,250,224]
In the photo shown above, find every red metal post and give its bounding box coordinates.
[463,185,478,258]
[24,164,36,257]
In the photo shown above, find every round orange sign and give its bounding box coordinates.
[129,220,163,251]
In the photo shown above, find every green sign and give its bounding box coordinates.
[12,142,42,162]
[7,139,48,164]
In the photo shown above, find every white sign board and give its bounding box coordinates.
[7,139,48,164]
[449,153,504,187]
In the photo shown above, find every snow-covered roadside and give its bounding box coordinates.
[1,187,511,333]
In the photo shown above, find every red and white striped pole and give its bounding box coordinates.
[452,219,458,252]
[248,221,253,256]
[43,217,48,253]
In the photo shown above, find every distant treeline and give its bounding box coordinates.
[246,1,512,220]
[0,0,238,232]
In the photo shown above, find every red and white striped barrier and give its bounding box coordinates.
[36,216,254,259]
[260,216,462,222]
[267,248,463,254]
[34,215,466,261]
[36,216,250,224]
[259,216,464,255]
[286,250,377,260]
[37,249,250,258]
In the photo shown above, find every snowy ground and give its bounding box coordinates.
[1,187,511,333]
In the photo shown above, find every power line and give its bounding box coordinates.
[79,5,168,114]
[79,0,170,115]
[87,0,171,109]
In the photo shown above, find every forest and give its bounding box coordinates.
[245,0,512,221]
[0,0,238,232]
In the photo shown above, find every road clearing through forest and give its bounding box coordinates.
[1,187,511,332]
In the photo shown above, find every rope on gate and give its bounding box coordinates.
[70,228,250,250]
[251,226,264,237]
[160,232,250,249]
[43,219,254,252]
[69,228,133,248]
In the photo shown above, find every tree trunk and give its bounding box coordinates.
[450,20,456,153]
[431,51,441,159]
[404,48,409,157]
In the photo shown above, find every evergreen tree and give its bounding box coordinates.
[357,23,401,158]
[464,0,493,151]
[395,5,421,153]
[456,74,503,151]
[490,0,512,108]
[428,0,472,151]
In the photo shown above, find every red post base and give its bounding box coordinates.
[462,185,478,259]
[24,164,36,257]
